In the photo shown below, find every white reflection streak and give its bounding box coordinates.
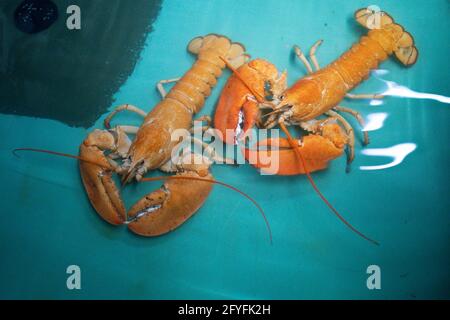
[363,112,388,131]
[372,69,389,76]
[360,143,417,171]
[370,99,383,106]
[382,80,450,104]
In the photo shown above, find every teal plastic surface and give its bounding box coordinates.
[0,0,449,299]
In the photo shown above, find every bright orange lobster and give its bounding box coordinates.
[214,7,418,245]
[215,7,417,176]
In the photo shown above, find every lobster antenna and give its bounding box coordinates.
[142,175,272,244]
[12,147,272,244]
[279,123,379,246]
[13,148,111,169]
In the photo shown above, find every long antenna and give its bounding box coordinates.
[13,148,111,169]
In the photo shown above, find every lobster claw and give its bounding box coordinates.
[79,126,214,236]
[127,154,213,236]
[243,123,348,175]
[214,59,286,144]
[79,128,130,225]
[127,171,213,236]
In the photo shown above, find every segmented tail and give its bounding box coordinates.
[355,7,418,66]
[158,34,250,115]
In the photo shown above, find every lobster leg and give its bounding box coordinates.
[309,40,323,71]
[326,110,356,165]
[345,93,384,99]
[116,125,139,135]
[294,40,323,74]
[334,105,369,145]
[157,78,181,98]
[104,104,147,129]
[294,45,314,74]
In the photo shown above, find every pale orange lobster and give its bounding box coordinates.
[214,7,418,244]
[76,34,252,236]
[15,34,273,240]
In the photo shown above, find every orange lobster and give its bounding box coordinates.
[215,7,417,175]
[214,7,418,244]
[14,35,272,241]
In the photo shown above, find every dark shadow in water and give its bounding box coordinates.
[0,0,162,127]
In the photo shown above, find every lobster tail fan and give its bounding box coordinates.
[355,7,394,29]
[354,7,418,66]
[187,34,250,69]
[393,32,418,66]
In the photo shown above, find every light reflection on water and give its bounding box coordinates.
[363,112,388,132]
[359,143,417,171]
[356,71,449,171]
[382,80,450,104]
[371,69,450,104]
[369,99,383,106]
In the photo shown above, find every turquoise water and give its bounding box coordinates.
[1,0,449,299]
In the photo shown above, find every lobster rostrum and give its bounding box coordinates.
[215,7,418,175]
